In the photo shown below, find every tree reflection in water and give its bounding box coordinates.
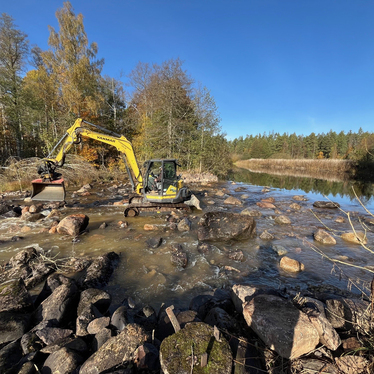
[228,167,374,204]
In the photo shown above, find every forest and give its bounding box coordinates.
[229,130,374,163]
[1,2,373,182]
[0,2,231,178]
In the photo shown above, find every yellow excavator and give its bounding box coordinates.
[31,118,192,216]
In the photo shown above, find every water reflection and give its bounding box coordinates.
[229,167,374,204]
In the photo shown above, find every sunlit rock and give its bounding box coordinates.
[274,215,291,225]
[57,214,89,236]
[314,229,336,245]
[279,256,304,272]
[243,294,319,359]
[341,231,367,244]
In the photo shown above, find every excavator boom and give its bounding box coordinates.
[31,118,191,215]
[31,118,143,201]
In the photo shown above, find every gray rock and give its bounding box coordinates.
[0,311,31,345]
[21,212,44,222]
[146,236,163,249]
[79,324,148,374]
[280,256,305,272]
[0,278,33,313]
[18,361,37,374]
[87,316,110,334]
[241,208,262,217]
[0,340,23,373]
[39,336,88,354]
[134,343,160,371]
[305,309,341,351]
[243,294,319,359]
[34,273,75,307]
[274,215,291,224]
[272,244,288,256]
[33,283,78,325]
[224,196,242,205]
[170,245,188,268]
[111,305,128,331]
[204,307,238,332]
[197,212,256,242]
[313,201,340,209]
[78,252,120,289]
[57,214,89,236]
[314,229,336,245]
[227,250,244,262]
[293,195,308,201]
[177,217,191,232]
[41,347,84,374]
[36,327,73,345]
[183,194,202,210]
[134,305,157,332]
[76,288,111,336]
[260,230,274,240]
[325,297,371,333]
[9,247,37,267]
[21,332,44,354]
[93,327,113,351]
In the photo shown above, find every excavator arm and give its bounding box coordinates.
[32,118,144,200]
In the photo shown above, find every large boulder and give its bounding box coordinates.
[0,311,31,345]
[57,214,89,236]
[0,278,33,313]
[76,288,111,337]
[41,347,84,374]
[79,324,148,374]
[243,294,319,359]
[77,252,120,289]
[197,212,256,242]
[160,322,232,374]
[33,283,79,325]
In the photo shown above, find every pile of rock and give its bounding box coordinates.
[0,247,372,373]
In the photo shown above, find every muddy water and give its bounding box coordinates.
[1,178,373,310]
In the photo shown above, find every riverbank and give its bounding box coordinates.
[0,179,374,372]
[235,158,355,181]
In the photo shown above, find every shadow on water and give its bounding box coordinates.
[228,166,374,204]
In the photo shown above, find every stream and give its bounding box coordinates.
[1,169,373,310]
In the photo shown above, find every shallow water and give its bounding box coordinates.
[0,175,373,311]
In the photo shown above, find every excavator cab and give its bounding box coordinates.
[143,159,190,203]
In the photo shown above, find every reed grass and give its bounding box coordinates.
[235,158,355,181]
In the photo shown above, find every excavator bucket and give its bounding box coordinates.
[31,178,66,201]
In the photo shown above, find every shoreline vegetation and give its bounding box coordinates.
[235,158,357,182]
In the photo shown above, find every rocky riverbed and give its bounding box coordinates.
[0,178,373,373]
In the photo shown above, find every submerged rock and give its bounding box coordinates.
[197,212,256,242]
[314,229,336,245]
[341,231,367,245]
[313,201,340,209]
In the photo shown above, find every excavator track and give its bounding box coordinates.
[124,202,191,217]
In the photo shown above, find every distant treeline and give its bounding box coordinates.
[0,3,231,177]
[229,130,374,163]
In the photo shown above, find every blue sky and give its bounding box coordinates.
[2,0,374,140]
